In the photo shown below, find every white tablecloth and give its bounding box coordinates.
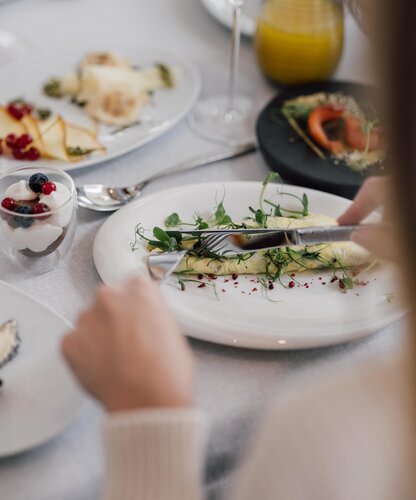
[0,1,404,499]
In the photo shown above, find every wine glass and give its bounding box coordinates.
[188,0,254,145]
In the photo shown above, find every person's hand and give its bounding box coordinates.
[337,177,396,261]
[62,276,194,413]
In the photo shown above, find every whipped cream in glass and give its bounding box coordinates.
[0,166,77,274]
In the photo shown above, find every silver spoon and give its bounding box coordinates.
[76,141,257,212]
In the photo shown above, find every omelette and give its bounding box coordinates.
[172,214,371,277]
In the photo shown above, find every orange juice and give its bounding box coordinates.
[255,0,344,85]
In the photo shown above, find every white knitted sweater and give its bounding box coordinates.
[102,350,413,500]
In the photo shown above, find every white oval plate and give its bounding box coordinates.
[0,280,84,457]
[93,181,404,350]
[0,43,201,172]
[199,0,262,37]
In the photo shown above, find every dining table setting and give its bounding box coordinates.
[0,0,407,499]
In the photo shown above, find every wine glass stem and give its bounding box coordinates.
[227,3,242,115]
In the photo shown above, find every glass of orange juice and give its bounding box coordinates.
[255,0,344,85]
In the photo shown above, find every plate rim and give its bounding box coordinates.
[0,43,202,173]
[0,279,84,457]
[93,180,404,350]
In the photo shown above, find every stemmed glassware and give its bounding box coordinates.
[188,0,254,145]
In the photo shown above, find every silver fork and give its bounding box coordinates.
[147,233,230,282]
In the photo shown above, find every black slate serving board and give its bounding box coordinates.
[256,81,385,200]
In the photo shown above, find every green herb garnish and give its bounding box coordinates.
[35,107,52,121]
[214,201,232,226]
[156,63,174,88]
[164,212,183,228]
[70,97,87,108]
[67,146,96,157]
[248,207,268,228]
[43,78,63,98]
[264,192,309,218]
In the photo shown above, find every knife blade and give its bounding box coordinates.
[235,225,364,251]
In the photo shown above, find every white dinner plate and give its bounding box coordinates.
[0,43,201,172]
[0,280,84,457]
[199,0,262,37]
[93,181,404,350]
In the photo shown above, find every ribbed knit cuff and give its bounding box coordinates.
[102,409,207,500]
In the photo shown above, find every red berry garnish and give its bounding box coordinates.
[21,104,33,115]
[1,197,16,211]
[16,134,33,149]
[33,202,51,220]
[6,134,18,149]
[25,147,40,161]
[7,103,24,121]
[42,182,56,195]
[12,148,26,160]
[0,141,2,156]
[33,202,50,214]
[288,281,295,288]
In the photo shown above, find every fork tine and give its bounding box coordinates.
[198,234,229,255]
[194,233,224,253]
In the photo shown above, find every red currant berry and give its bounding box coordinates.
[42,182,56,195]
[1,197,16,211]
[6,134,18,149]
[16,134,33,149]
[25,147,40,161]
[12,148,26,160]
[21,104,33,115]
[7,104,24,121]
[288,281,295,289]
[33,202,51,220]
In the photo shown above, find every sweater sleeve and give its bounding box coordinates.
[102,409,207,500]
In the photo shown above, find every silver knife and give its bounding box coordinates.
[235,225,371,251]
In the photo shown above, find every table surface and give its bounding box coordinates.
[0,1,405,499]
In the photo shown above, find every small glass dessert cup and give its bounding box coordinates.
[0,165,77,275]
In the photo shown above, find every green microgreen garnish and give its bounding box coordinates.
[67,146,96,157]
[157,63,174,88]
[259,172,280,211]
[280,102,326,160]
[35,107,52,121]
[70,97,87,108]
[249,207,268,228]
[214,201,233,226]
[164,212,182,228]
[281,101,316,121]
[43,78,63,98]
[361,118,379,158]
[264,192,309,218]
